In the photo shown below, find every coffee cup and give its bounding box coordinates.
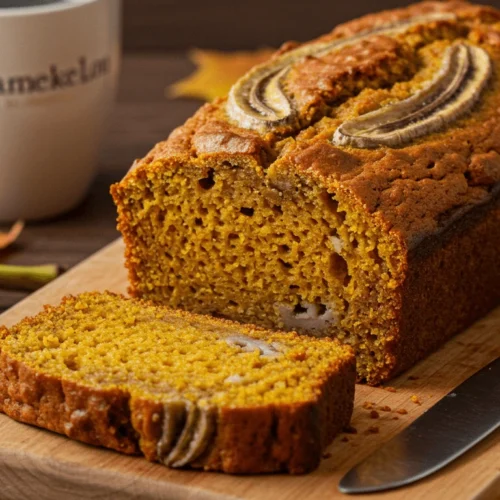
[0,0,121,221]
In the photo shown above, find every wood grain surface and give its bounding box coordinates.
[0,240,498,500]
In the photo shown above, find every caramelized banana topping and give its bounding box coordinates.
[332,43,492,148]
[226,13,456,132]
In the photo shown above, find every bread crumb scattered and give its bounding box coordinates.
[364,426,380,435]
[370,410,380,419]
[343,425,358,434]
[362,401,375,410]
[396,408,408,415]
[392,416,399,420]
[379,405,391,412]
[410,395,422,405]
[384,386,397,393]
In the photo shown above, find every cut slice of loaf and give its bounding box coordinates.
[0,292,355,474]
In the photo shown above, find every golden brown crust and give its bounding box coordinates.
[111,1,500,384]
[0,355,354,474]
[0,351,140,455]
[0,294,355,474]
[118,0,500,248]
[391,189,500,377]
[329,1,500,38]
[283,123,500,247]
[131,354,355,474]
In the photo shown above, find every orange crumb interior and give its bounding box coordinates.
[1,292,353,407]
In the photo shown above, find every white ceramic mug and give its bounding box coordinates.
[0,0,121,221]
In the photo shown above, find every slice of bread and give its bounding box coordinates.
[0,292,355,474]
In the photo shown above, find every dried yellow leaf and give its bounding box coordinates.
[167,48,275,102]
[0,221,24,250]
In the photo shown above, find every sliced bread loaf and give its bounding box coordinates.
[0,292,355,474]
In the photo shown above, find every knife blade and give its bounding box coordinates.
[339,357,500,494]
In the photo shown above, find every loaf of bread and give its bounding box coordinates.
[0,292,355,474]
[112,1,500,384]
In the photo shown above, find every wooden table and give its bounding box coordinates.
[0,54,200,313]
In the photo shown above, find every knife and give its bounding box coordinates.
[339,357,500,494]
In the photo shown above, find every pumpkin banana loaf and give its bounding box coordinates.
[0,292,355,474]
[112,1,500,385]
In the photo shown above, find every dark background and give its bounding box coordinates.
[122,0,500,51]
[2,0,500,312]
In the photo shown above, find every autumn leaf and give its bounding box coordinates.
[0,221,24,250]
[168,48,275,102]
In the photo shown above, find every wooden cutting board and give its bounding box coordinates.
[0,239,498,500]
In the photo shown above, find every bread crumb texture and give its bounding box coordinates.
[0,292,355,473]
[112,1,500,384]
[1,293,352,406]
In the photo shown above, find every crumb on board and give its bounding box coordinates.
[379,405,392,412]
[364,426,380,435]
[392,416,399,420]
[410,395,422,405]
[362,401,375,410]
[343,425,358,434]
[370,410,380,419]
[396,408,408,415]
[384,386,397,393]
[322,452,332,459]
